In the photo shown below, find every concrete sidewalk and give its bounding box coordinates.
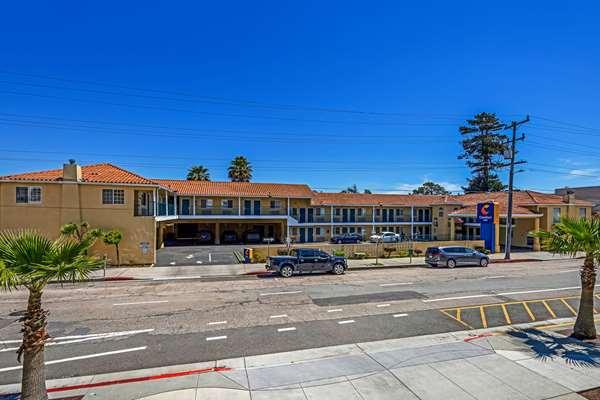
[2,319,597,400]
[90,251,581,281]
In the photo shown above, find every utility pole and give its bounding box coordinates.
[503,115,529,259]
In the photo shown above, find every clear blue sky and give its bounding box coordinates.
[1,1,599,193]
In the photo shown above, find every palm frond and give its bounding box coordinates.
[0,260,21,290]
[533,216,600,259]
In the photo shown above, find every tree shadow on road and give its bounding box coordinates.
[507,328,600,368]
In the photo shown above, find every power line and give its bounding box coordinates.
[0,70,472,118]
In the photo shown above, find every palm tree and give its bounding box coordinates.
[0,230,102,400]
[533,217,600,339]
[228,156,252,182]
[186,165,210,181]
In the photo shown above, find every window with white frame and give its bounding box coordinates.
[552,208,561,223]
[291,207,298,215]
[358,208,364,216]
[16,186,42,204]
[102,189,124,205]
[579,208,587,218]
[334,227,341,234]
[200,199,213,208]
[335,208,341,216]
[396,209,403,216]
[315,227,322,235]
[270,200,281,209]
[221,199,233,208]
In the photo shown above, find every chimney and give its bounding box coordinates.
[562,189,576,204]
[62,159,82,182]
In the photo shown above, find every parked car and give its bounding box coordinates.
[222,230,238,244]
[266,248,347,278]
[197,230,213,244]
[330,233,363,244]
[425,246,489,268]
[243,230,262,244]
[369,231,399,243]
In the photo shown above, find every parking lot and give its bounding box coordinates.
[156,244,246,266]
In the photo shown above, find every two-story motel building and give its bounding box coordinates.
[0,162,593,265]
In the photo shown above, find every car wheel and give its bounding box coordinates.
[446,259,456,269]
[332,263,345,275]
[480,258,489,267]
[280,265,294,278]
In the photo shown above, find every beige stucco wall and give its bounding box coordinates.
[0,182,156,265]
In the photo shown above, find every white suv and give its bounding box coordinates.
[369,231,399,243]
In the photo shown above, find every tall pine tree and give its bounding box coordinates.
[458,112,508,192]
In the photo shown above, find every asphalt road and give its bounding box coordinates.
[0,258,597,385]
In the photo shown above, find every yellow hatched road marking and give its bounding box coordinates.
[560,298,577,316]
[440,309,474,330]
[480,306,488,328]
[522,302,536,321]
[457,308,461,322]
[542,301,557,318]
[500,304,511,324]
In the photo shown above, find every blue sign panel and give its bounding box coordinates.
[477,202,496,252]
[477,202,495,223]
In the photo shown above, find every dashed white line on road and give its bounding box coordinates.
[338,320,355,325]
[0,347,147,373]
[393,313,408,318]
[0,329,154,347]
[379,282,414,287]
[169,261,176,265]
[207,321,227,326]
[260,290,303,296]
[327,309,343,313]
[497,286,581,296]
[113,300,169,306]
[557,269,579,274]
[269,314,288,319]
[185,254,194,259]
[482,275,506,279]
[196,261,203,264]
[206,335,227,341]
[277,327,297,332]
[376,304,391,308]
[208,253,212,263]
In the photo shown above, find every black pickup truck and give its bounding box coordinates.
[266,248,348,278]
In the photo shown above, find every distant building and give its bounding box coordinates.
[555,186,600,214]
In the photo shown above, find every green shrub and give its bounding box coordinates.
[333,250,345,257]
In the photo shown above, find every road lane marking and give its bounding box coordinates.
[0,329,154,345]
[338,320,355,325]
[482,275,506,279]
[208,253,212,263]
[169,261,176,265]
[560,298,578,316]
[376,304,391,308]
[207,321,227,326]
[379,282,413,287]
[206,336,227,341]
[501,304,511,324]
[557,269,580,273]
[423,294,493,302]
[542,300,557,318]
[0,347,147,373]
[393,313,408,318]
[269,314,288,319]
[479,306,488,328]
[497,287,581,296]
[113,300,169,306]
[277,327,296,332]
[327,309,343,313]
[522,302,536,321]
[259,290,303,296]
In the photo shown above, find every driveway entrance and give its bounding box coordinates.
[156,244,245,266]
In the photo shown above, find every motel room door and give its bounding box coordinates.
[299,227,306,243]
[180,198,191,215]
[307,227,314,242]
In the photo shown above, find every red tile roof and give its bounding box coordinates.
[0,163,156,185]
[449,205,540,217]
[155,179,314,198]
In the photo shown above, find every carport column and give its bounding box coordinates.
[192,196,196,216]
[449,217,455,240]
[174,194,178,216]
[494,221,501,253]
[410,206,414,237]
[215,223,220,245]
[371,206,375,234]
[153,189,157,216]
[533,217,541,251]
[287,197,291,216]
[166,190,169,216]
[238,196,242,215]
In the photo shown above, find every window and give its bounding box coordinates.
[270,200,281,209]
[291,207,298,215]
[438,207,444,217]
[357,227,362,234]
[335,227,341,234]
[102,189,124,204]
[16,186,42,204]
[221,199,233,209]
[200,199,213,208]
[358,208,364,216]
[315,227,322,235]
[552,208,561,223]
[375,209,381,216]
[396,209,403,216]
[335,208,341,216]
[579,208,587,218]
[315,207,322,216]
